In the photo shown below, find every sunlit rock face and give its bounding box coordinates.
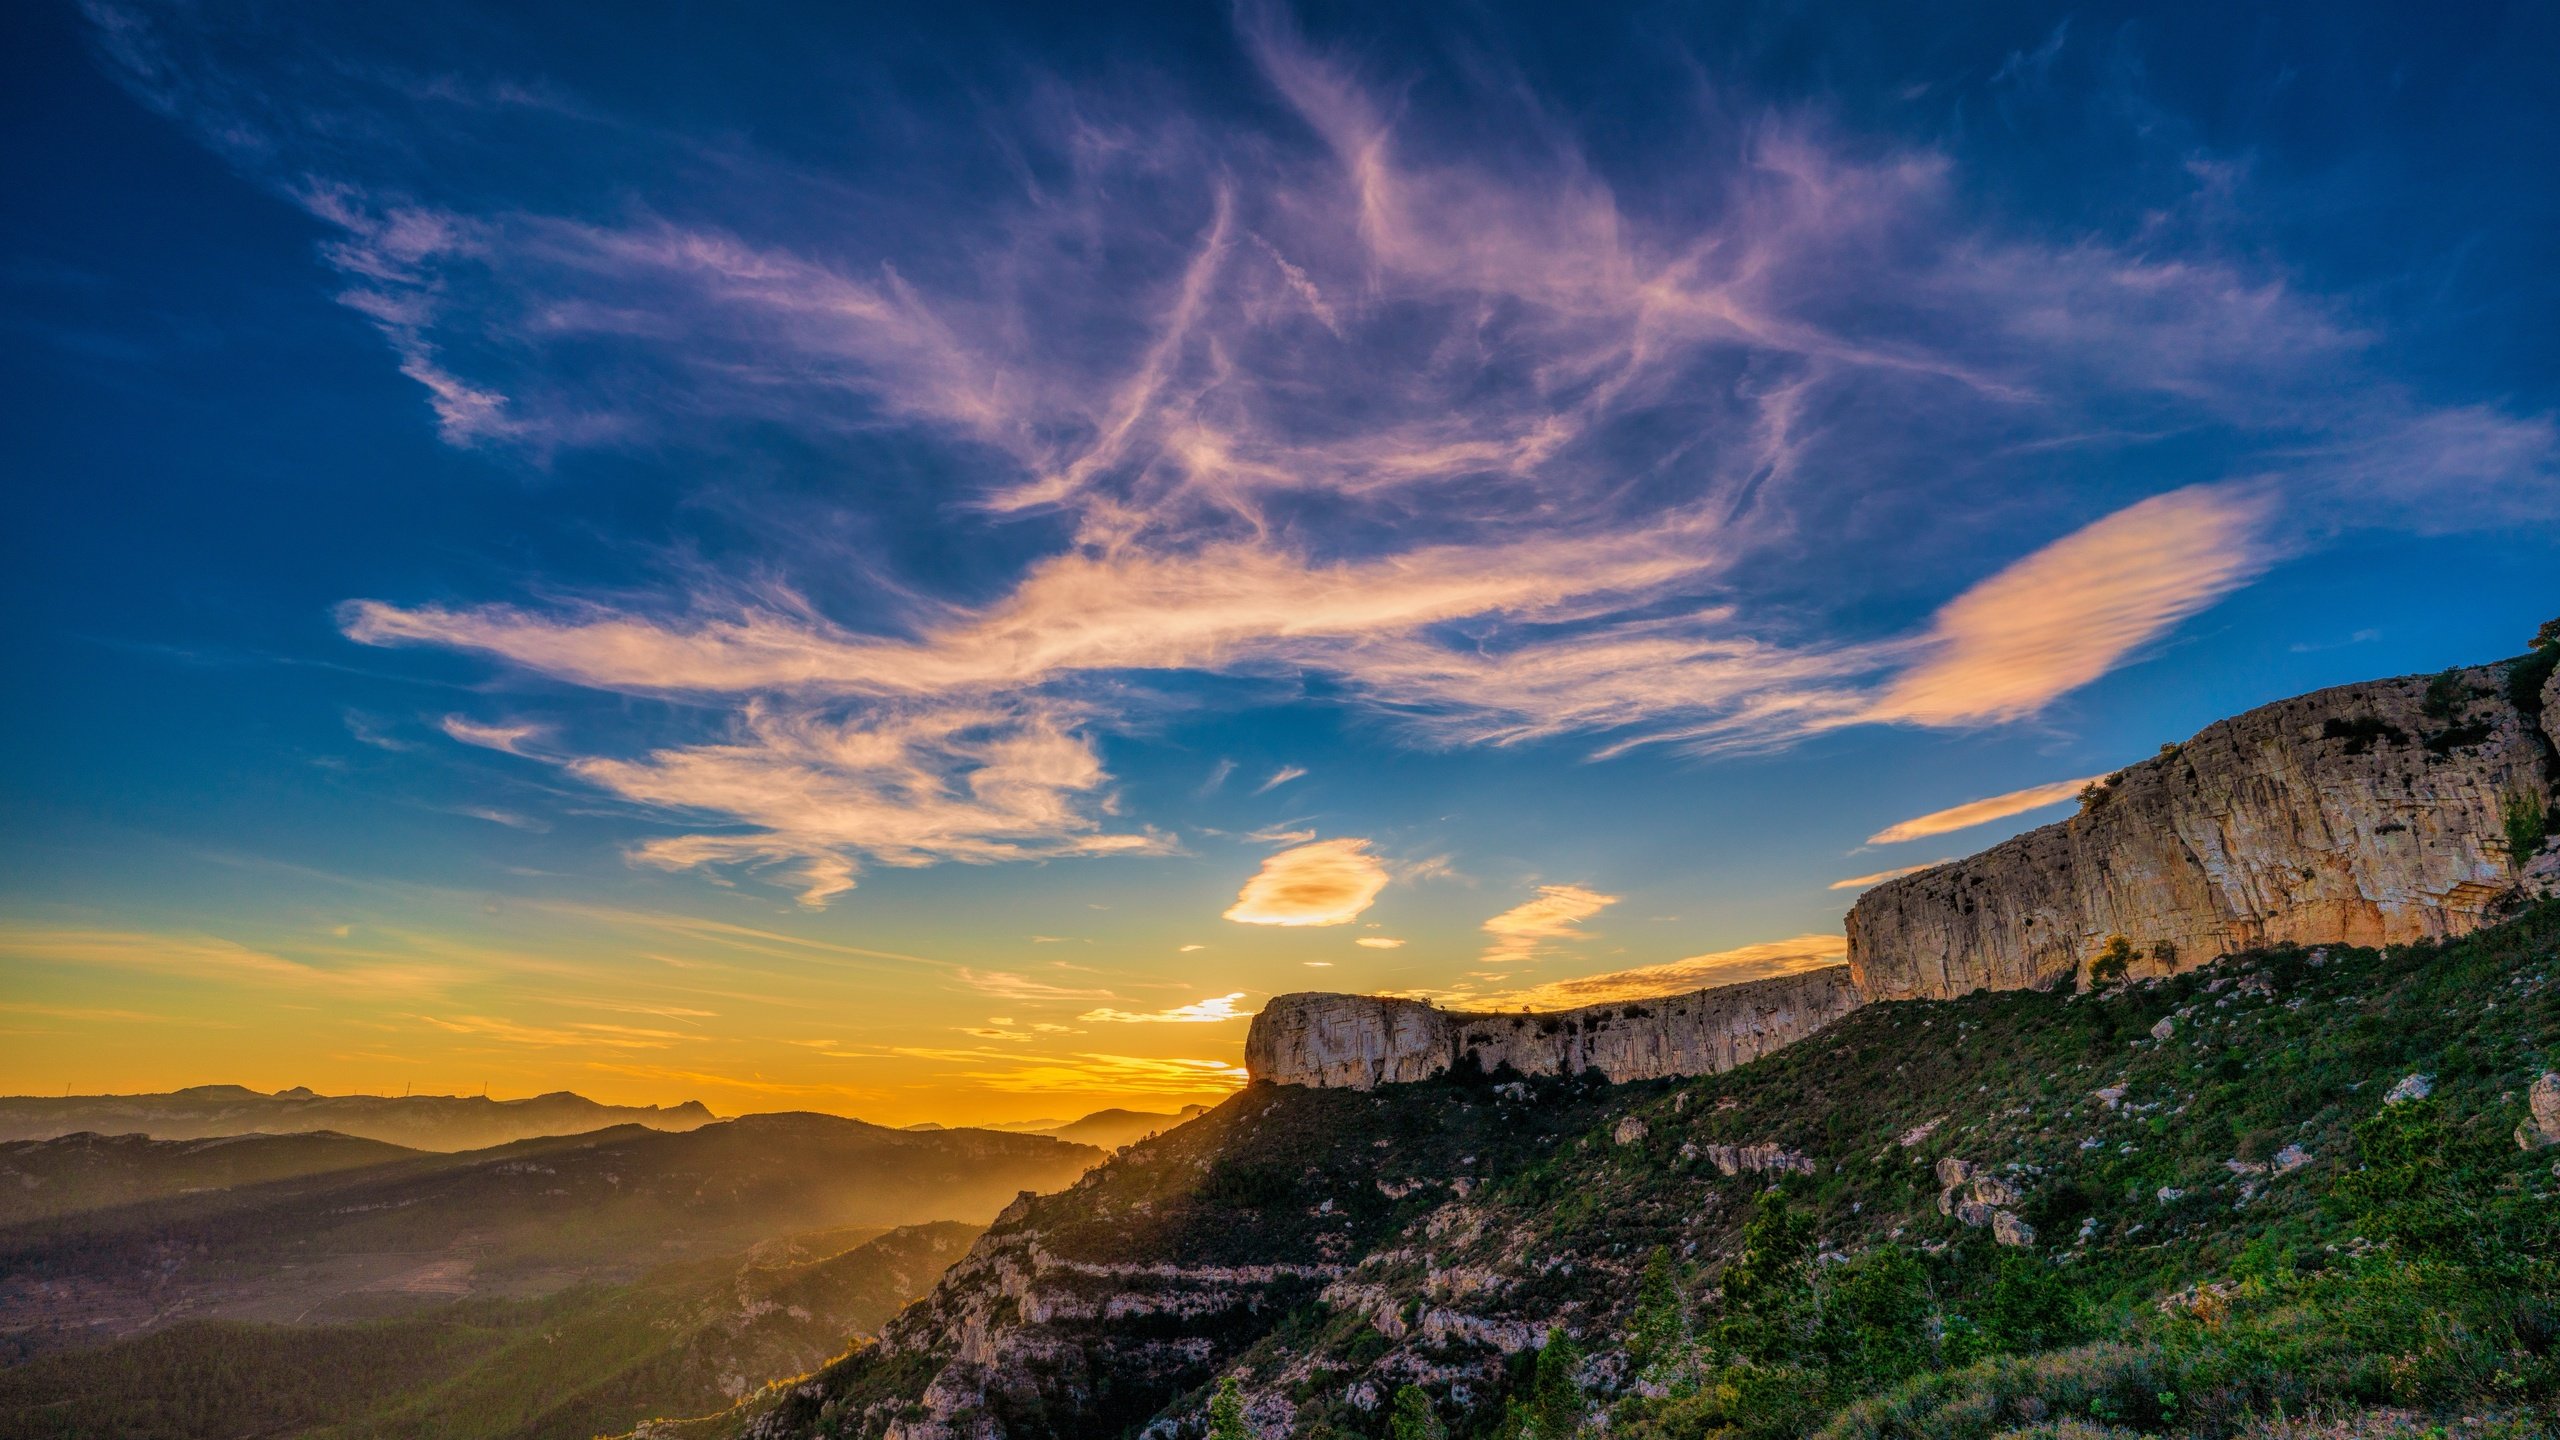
[1847,662,2560,1001]
[1244,968,1867,1089]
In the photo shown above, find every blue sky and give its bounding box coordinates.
[2,0,2554,1122]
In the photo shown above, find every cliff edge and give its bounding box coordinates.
[1847,659,2560,1000]
[1244,967,1864,1089]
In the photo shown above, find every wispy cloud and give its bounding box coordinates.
[1222,837,1390,926]
[1828,862,1948,891]
[948,1052,1248,1096]
[953,968,1116,1004]
[440,715,548,757]
[1869,485,2272,726]
[1867,776,2102,845]
[1354,936,1404,949]
[1079,992,1250,1024]
[1480,884,1618,964]
[0,924,459,995]
[1453,934,1847,1010]
[84,1,2559,907]
[1252,765,1308,794]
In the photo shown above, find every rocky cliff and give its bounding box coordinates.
[1847,658,2560,1000]
[1244,967,1865,1089]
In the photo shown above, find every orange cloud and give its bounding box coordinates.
[1455,933,1847,1010]
[1079,992,1251,1024]
[1866,776,2100,844]
[1354,937,1404,949]
[1827,861,1949,891]
[1873,485,2269,726]
[1480,884,1618,963]
[1222,838,1389,927]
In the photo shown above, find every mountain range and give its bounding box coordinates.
[0,1086,719,1152]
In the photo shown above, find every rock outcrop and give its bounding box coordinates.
[1245,967,1866,1089]
[1848,661,2560,1001]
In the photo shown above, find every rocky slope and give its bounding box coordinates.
[1244,969,1865,1089]
[1847,656,2560,1001]
[663,902,2560,1440]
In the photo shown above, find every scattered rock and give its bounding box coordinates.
[2094,1085,2128,1110]
[1992,1210,2035,1248]
[2272,1144,2312,1174]
[1897,1117,1945,1147]
[2150,1016,2177,1042]
[1703,1142,1813,1176]
[1613,1117,1648,1146]
[2517,1073,2560,1150]
[2384,1073,2434,1106]
[2157,1186,2185,1204]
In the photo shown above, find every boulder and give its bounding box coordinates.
[2518,1073,2560,1150]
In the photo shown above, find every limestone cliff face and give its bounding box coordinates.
[1847,661,2560,1001]
[1244,967,1865,1089]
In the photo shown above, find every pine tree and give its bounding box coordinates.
[1388,1384,1445,1440]
[1625,1246,1689,1372]
[1208,1376,1252,1440]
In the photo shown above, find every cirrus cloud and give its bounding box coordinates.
[1867,775,2104,845]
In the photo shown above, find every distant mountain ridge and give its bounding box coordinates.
[0,1085,718,1151]
[0,1111,1101,1358]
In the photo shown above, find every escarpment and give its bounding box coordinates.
[1848,659,2560,1001]
[1244,967,1866,1089]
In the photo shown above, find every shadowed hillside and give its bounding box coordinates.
[0,1113,1098,1358]
[0,1220,981,1440]
[676,902,2560,1440]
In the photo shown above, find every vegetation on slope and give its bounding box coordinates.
[0,1130,418,1226]
[0,1112,1098,1358]
[0,1221,979,1440]
[695,901,2560,1440]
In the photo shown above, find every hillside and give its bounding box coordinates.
[1036,1107,1214,1151]
[0,1130,419,1226]
[0,1113,1098,1357]
[0,1220,980,1440]
[0,1086,719,1151]
[672,900,2560,1440]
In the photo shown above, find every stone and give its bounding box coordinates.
[1846,664,2556,1001]
[2150,1017,2177,1042]
[2384,1073,2434,1106]
[1246,967,1866,1089]
[2517,1073,2560,1150]
[1702,1143,1813,1177]
[2272,1143,2311,1174]
[1992,1210,2035,1247]
[2094,1085,2127,1110]
[1613,1117,1648,1146]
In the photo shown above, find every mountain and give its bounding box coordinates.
[0,1086,720,1151]
[0,1112,1099,1357]
[658,901,2560,1440]
[651,647,2560,1440]
[0,1220,981,1440]
[1034,1106,1212,1151]
[0,1130,420,1227]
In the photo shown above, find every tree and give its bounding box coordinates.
[1712,1193,1816,1361]
[1208,1376,1252,1440]
[2088,934,2136,987]
[1625,1247,1690,1373]
[1389,1385,1445,1440]
[2534,615,2560,651]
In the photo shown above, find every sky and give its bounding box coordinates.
[2,1,2555,1127]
